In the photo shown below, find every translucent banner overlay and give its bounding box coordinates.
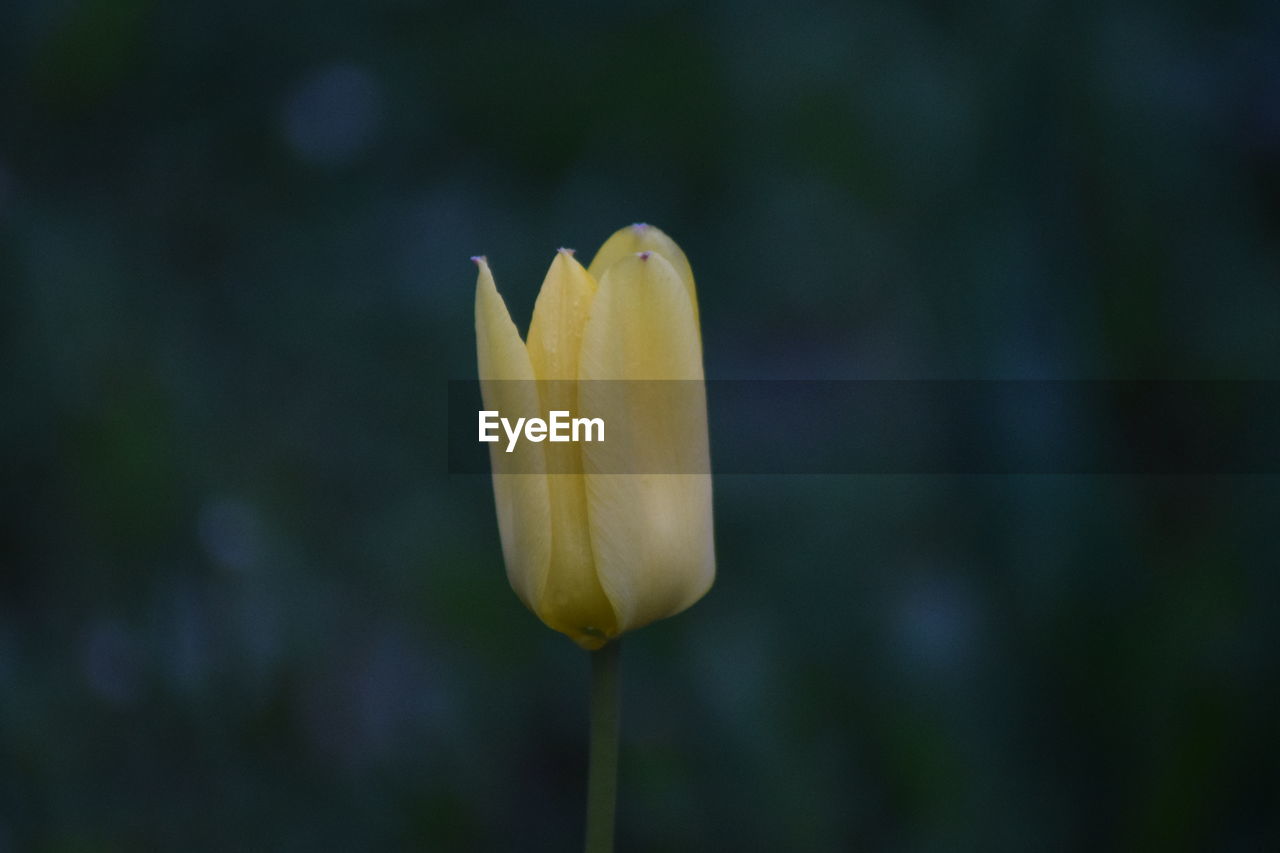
[447,381,1280,474]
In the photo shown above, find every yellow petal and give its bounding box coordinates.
[578,251,715,634]
[586,223,699,327]
[527,249,597,384]
[474,257,551,615]
[525,251,615,648]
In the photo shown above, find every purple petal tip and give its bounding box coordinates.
[557,247,576,256]
[631,222,649,230]
[470,255,487,264]
[637,251,651,260]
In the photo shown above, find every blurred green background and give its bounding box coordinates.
[3,0,1280,850]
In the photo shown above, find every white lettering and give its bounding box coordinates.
[549,410,570,441]
[573,417,604,442]
[501,416,525,453]
[481,410,605,452]
[479,411,500,442]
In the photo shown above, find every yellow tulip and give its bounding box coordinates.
[474,224,715,649]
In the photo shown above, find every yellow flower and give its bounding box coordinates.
[474,224,715,649]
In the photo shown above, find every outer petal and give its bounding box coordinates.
[586,223,700,327]
[578,251,715,635]
[474,257,551,614]
[526,251,615,648]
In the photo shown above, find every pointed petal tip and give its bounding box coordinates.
[631,222,649,230]
[470,255,488,266]
[557,247,576,256]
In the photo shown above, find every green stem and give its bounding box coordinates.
[584,640,621,853]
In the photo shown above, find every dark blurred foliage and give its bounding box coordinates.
[3,0,1280,850]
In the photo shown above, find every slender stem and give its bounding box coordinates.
[584,640,621,853]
